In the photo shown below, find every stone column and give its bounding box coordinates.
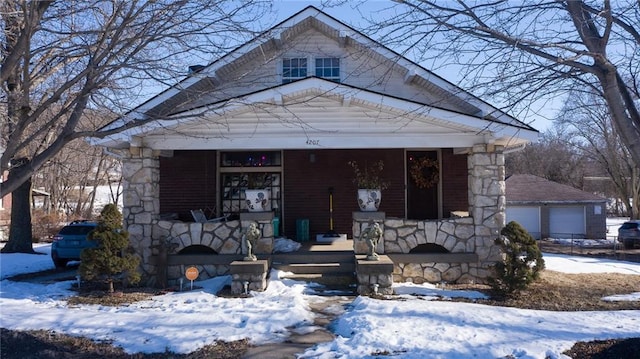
[122,146,160,286]
[352,211,385,254]
[230,260,269,294]
[468,144,505,281]
[356,254,394,295]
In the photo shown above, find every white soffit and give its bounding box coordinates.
[132,79,535,150]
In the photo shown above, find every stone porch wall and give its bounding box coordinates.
[156,217,274,285]
[352,144,505,284]
[353,216,488,283]
[123,144,504,286]
[121,146,276,286]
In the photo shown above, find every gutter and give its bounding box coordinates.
[503,143,527,154]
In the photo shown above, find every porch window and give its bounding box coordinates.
[219,151,282,218]
[315,57,340,82]
[282,58,307,83]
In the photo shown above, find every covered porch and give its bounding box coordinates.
[121,142,504,287]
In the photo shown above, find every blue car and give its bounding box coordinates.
[51,220,98,268]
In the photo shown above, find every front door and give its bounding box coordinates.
[407,151,439,220]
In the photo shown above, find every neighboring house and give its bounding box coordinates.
[96,6,538,286]
[506,174,607,240]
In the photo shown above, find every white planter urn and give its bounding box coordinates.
[357,189,381,211]
[245,189,271,212]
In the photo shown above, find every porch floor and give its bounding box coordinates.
[296,239,354,253]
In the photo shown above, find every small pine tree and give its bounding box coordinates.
[79,204,140,293]
[488,221,545,298]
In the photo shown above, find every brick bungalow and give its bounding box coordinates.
[95,6,538,287]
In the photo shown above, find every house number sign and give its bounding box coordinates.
[306,139,320,146]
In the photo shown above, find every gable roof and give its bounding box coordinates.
[97,6,538,150]
[506,174,606,204]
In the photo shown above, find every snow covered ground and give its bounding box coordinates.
[1,241,639,358]
[0,219,637,357]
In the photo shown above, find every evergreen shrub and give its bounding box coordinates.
[489,221,545,298]
[79,204,140,292]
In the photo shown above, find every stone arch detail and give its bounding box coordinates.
[178,245,218,255]
[409,243,449,254]
[379,217,476,254]
[155,220,243,255]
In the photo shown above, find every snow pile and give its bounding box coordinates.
[1,242,639,357]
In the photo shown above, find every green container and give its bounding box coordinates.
[272,217,280,237]
[296,219,309,242]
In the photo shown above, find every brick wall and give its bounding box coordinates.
[159,150,217,221]
[441,149,469,216]
[283,149,405,239]
[156,149,469,237]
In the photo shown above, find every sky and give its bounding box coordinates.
[1,221,639,358]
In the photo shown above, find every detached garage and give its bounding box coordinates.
[505,174,606,239]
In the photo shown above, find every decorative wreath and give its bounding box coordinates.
[410,157,439,189]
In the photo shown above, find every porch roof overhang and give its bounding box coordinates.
[98,78,538,152]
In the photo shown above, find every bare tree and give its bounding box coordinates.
[358,1,640,167]
[558,90,640,219]
[1,0,271,252]
[33,135,121,220]
[505,126,587,189]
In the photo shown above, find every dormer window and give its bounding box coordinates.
[282,58,307,83]
[315,58,340,82]
[281,57,341,84]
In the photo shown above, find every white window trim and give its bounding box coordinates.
[280,55,342,83]
[281,56,309,83]
[314,57,341,82]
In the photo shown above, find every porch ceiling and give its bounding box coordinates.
[105,78,538,151]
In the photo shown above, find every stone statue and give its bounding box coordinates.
[359,220,382,261]
[242,222,261,261]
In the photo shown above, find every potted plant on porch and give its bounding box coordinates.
[348,160,388,211]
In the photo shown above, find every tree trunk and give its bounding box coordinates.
[631,167,640,220]
[1,165,34,253]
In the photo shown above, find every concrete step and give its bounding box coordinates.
[273,262,355,274]
[271,252,354,265]
[280,273,357,296]
[282,273,355,282]
[270,248,357,295]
